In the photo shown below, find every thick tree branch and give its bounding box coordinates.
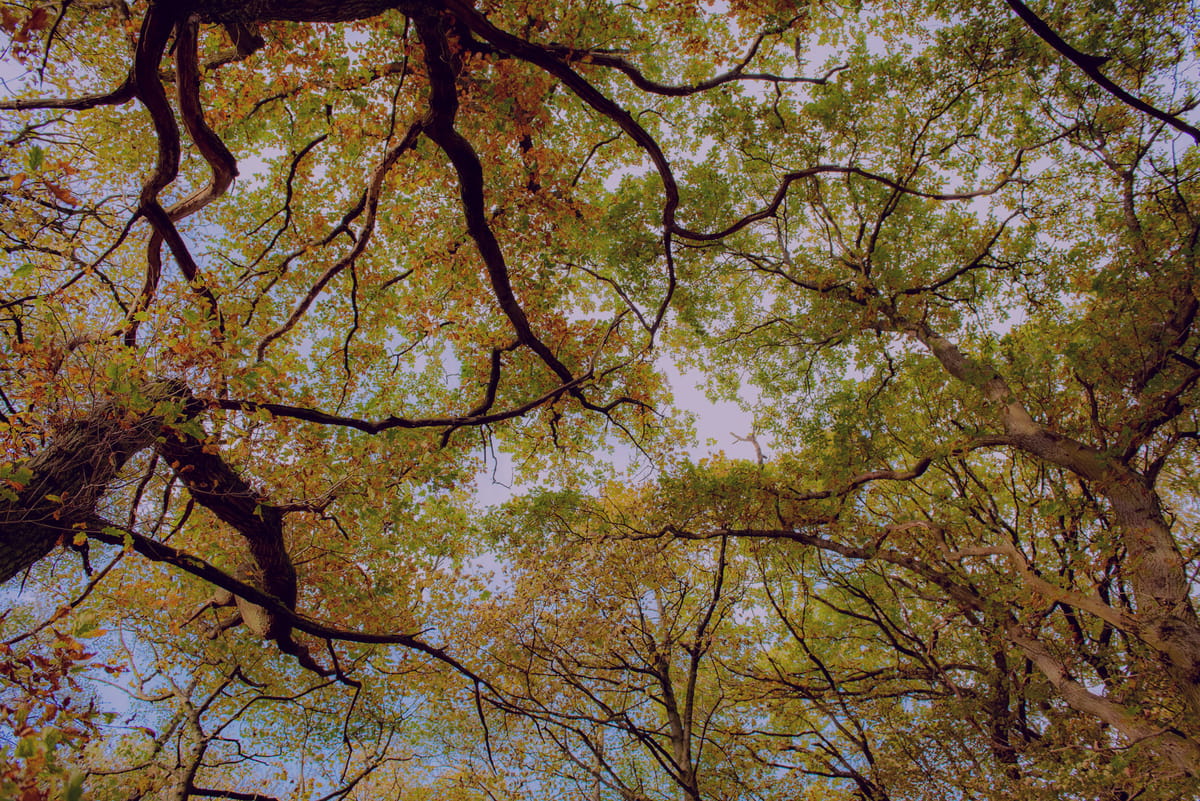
[444,0,681,332]
[130,6,223,328]
[0,74,135,110]
[663,522,1200,774]
[84,520,494,690]
[0,380,189,584]
[213,365,588,433]
[1004,0,1200,143]
[1007,623,1200,776]
[897,316,1200,717]
[413,11,581,385]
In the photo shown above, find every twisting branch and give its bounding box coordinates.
[83,521,496,692]
[583,33,846,97]
[132,6,182,218]
[444,0,681,333]
[125,13,239,343]
[777,457,934,502]
[214,360,591,433]
[674,156,1031,243]
[413,11,580,384]
[1004,0,1200,143]
[155,420,334,678]
[171,17,238,220]
[129,6,223,332]
[239,133,328,278]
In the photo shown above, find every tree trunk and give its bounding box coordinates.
[0,387,183,584]
[911,321,1200,732]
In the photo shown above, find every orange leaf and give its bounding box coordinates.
[42,179,78,205]
[14,7,49,42]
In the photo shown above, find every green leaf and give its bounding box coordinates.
[64,770,85,801]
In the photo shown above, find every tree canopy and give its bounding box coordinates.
[1,0,1199,799]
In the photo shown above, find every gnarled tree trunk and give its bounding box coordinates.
[0,385,185,584]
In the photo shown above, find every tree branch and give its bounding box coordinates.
[1004,0,1200,143]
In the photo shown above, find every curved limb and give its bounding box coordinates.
[1004,0,1200,143]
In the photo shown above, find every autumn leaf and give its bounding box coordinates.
[0,1,1197,799]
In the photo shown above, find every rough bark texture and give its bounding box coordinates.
[155,429,295,627]
[0,383,186,584]
[0,382,330,674]
[909,319,1200,763]
[156,421,331,675]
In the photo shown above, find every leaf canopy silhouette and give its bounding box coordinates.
[1,1,1199,799]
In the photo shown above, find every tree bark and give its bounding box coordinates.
[0,382,331,674]
[909,320,1200,722]
[0,383,187,584]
